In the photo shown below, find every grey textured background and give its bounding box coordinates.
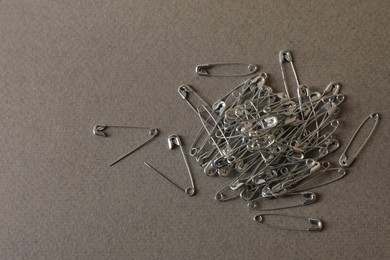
[1,1,389,259]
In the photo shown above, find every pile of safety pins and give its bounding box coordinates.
[94,50,379,232]
[178,50,379,231]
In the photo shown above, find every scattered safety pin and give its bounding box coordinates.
[253,213,323,232]
[93,124,152,137]
[109,128,159,167]
[168,134,196,196]
[144,135,195,196]
[339,113,379,167]
[195,62,258,77]
[247,191,317,211]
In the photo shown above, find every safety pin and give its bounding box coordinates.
[93,124,152,137]
[215,184,244,202]
[292,167,347,192]
[195,62,257,77]
[253,213,323,232]
[339,113,380,167]
[109,128,159,167]
[167,135,196,195]
[279,50,300,99]
[247,191,317,211]
[178,84,212,114]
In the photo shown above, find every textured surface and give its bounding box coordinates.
[1,0,389,259]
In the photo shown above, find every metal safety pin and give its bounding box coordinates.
[168,135,196,195]
[339,113,379,167]
[93,124,152,137]
[109,128,159,167]
[253,213,323,232]
[279,50,300,99]
[144,135,195,196]
[178,85,211,114]
[195,62,258,77]
[247,191,317,211]
[292,167,347,192]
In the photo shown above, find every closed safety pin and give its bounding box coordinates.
[291,167,347,193]
[253,213,323,232]
[144,135,195,196]
[247,191,317,211]
[195,62,258,77]
[339,113,380,167]
[93,124,152,137]
[279,50,300,99]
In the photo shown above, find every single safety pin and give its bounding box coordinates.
[109,128,159,167]
[195,62,258,77]
[339,113,379,167]
[279,50,300,99]
[247,191,317,211]
[167,135,196,196]
[253,213,323,232]
[93,124,152,137]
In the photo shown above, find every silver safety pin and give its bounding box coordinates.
[178,85,212,114]
[93,124,152,137]
[195,62,258,77]
[247,191,317,211]
[279,50,300,99]
[144,135,195,196]
[109,128,159,167]
[253,213,323,232]
[168,135,196,195]
[339,113,379,167]
[292,167,347,192]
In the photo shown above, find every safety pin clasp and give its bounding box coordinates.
[339,113,379,167]
[254,213,323,232]
[93,125,107,137]
[195,63,258,77]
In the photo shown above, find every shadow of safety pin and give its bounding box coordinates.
[339,113,380,167]
[195,62,257,77]
[144,135,195,196]
[253,213,323,232]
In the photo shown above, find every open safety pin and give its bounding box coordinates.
[253,213,323,232]
[144,135,195,196]
[93,124,159,166]
[195,62,258,77]
[339,113,379,167]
